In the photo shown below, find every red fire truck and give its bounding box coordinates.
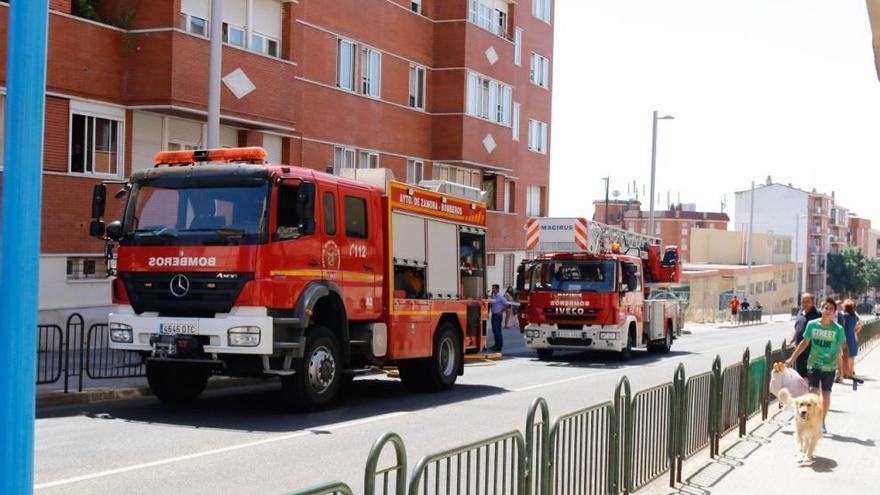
[516,218,683,360]
[89,147,488,409]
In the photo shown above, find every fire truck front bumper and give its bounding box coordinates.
[107,305,274,356]
[524,323,626,351]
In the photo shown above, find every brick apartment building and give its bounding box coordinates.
[592,199,729,263]
[0,0,554,325]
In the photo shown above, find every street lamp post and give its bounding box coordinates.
[794,213,806,302]
[601,176,610,224]
[648,110,674,238]
[207,0,223,148]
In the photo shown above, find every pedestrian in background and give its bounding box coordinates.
[741,297,751,311]
[729,296,740,322]
[786,297,848,434]
[841,299,865,387]
[489,284,509,352]
[503,286,515,329]
[792,293,821,378]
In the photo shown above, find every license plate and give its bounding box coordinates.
[159,321,199,335]
[556,330,582,339]
[599,332,617,340]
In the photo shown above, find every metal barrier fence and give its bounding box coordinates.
[736,309,762,325]
[35,315,146,392]
[36,325,64,384]
[290,338,814,495]
[407,431,526,495]
[547,402,614,495]
[627,383,674,492]
[84,324,147,379]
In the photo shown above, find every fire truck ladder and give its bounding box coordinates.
[583,220,660,257]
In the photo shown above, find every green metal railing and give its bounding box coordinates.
[290,333,880,495]
[406,431,526,495]
[547,401,614,495]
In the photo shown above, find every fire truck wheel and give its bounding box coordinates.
[619,329,634,361]
[536,349,554,361]
[660,323,673,353]
[425,323,461,390]
[282,326,342,411]
[146,362,209,405]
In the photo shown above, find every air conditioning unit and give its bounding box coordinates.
[417,180,486,204]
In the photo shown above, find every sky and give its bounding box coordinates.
[549,0,880,228]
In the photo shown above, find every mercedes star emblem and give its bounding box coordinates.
[169,274,190,298]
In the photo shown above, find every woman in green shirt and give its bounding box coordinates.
[785,297,849,433]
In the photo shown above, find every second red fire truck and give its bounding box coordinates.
[516,218,684,360]
[89,147,488,410]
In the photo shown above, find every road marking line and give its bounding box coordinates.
[514,369,620,392]
[34,411,408,490]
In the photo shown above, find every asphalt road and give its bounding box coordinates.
[34,320,795,494]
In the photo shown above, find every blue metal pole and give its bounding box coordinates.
[0,0,50,493]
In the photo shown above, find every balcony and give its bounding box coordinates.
[811,226,823,235]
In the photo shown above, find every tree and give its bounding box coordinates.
[826,246,869,297]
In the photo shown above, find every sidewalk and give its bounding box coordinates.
[647,343,880,494]
[683,312,792,335]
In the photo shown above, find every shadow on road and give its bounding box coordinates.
[36,378,507,433]
[501,348,695,369]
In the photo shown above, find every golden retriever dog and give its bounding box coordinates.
[778,388,823,463]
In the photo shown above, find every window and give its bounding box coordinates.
[406,159,424,185]
[478,3,493,30]
[514,29,523,66]
[333,146,356,174]
[361,47,382,98]
[409,65,426,109]
[70,113,123,176]
[411,0,421,14]
[468,0,510,37]
[487,253,496,266]
[530,53,550,88]
[528,119,548,153]
[251,32,279,57]
[503,180,513,213]
[67,256,108,281]
[344,195,368,239]
[179,13,208,36]
[495,8,508,37]
[223,22,245,47]
[433,164,481,188]
[526,186,541,217]
[359,151,379,169]
[466,73,512,125]
[533,0,551,23]
[482,176,497,210]
[276,184,301,235]
[324,192,336,236]
[337,39,356,91]
[512,102,521,141]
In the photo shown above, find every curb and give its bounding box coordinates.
[36,377,262,409]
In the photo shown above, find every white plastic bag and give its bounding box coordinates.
[769,367,808,398]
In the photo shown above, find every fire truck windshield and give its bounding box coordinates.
[529,260,616,293]
[121,181,269,245]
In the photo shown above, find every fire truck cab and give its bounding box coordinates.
[517,218,683,361]
[89,147,488,410]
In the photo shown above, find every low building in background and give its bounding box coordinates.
[680,229,799,322]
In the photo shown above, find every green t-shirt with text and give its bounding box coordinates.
[804,319,846,371]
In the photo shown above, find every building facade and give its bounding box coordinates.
[0,0,555,325]
[682,229,798,322]
[732,180,865,299]
[621,205,729,263]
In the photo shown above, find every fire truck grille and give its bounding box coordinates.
[548,337,593,347]
[120,272,253,317]
[543,308,601,323]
